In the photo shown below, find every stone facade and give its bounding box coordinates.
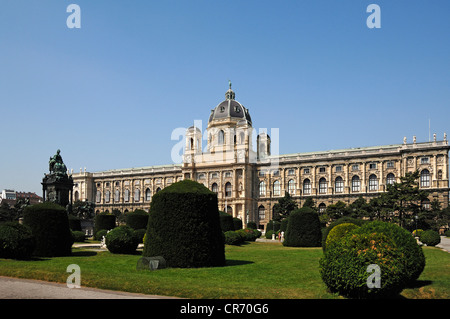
[71,86,450,230]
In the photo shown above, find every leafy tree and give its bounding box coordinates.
[272,191,298,221]
[348,196,370,219]
[379,170,429,227]
[325,201,350,221]
[302,197,316,210]
[0,202,14,222]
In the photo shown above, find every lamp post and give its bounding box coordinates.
[415,215,419,237]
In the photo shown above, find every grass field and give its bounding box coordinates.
[0,241,448,299]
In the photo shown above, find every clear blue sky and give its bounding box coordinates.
[1,0,449,195]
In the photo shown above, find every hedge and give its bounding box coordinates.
[143,180,225,268]
[105,226,140,254]
[419,230,441,246]
[94,213,116,235]
[126,209,149,230]
[219,211,235,232]
[283,207,322,247]
[0,222,36,260]
[23,202,73,257]
[233,218,243,230]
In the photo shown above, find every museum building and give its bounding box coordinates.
[71,85,450,229]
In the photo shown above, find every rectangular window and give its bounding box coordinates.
[288,169,295,175]
[369,163,377,169]
[303,168,310,174]
[335,166,342,172]
[421,157,429,164]
[319,167,326,173]
[386,161,394,168]
[352,164,359,171]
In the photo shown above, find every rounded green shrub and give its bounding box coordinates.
[320,231,408,298]
[419,230,441,246]
[352,221,425,283]
[105,226,139,254]
[322,216,366,250]
[94,213,116,235]
[126,209,149,230]
[0,222,35,260]
[143,180,225,268]
[324,223,359,251]
[23,202,73,257]
[236,228,259,242]
[71,230,86,242]
[283,207,322,247]
[224,231,242,245]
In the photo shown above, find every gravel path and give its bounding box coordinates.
[0,276,177,299]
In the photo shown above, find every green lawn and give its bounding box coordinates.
[0,241,448,299]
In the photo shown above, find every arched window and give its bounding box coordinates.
[386,173,395,185]
[190,138,194,150]
[303,179,311,195]
[105,190,110,203]
[437,170,443,180]
[335,176,343,193]
[352,175,360,192]
[225,182,232,197]
[240,132,245,144]
[74,191,79,202]
[155,187,161,193]
[273,180,281,196]
[145,188,151,201]
[96,190,101,203]
[288,179,295,195]
[369,174,378,191]
[420,169,430,187]
[114,189,120,202]
[259,181,266,197]
[226,205,232,214]
[134,189,140,202]
[258,205,265,220]
[211,183,218,194]
[318,203,326,213]
[319,178,327,194]
[124,189,130,202]
[218,130,225,145]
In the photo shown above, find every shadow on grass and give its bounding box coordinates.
[71,250,98,257]
[225,259,254,267]
[405,279,433,289]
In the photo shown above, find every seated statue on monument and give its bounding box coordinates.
[42,149,73,207]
